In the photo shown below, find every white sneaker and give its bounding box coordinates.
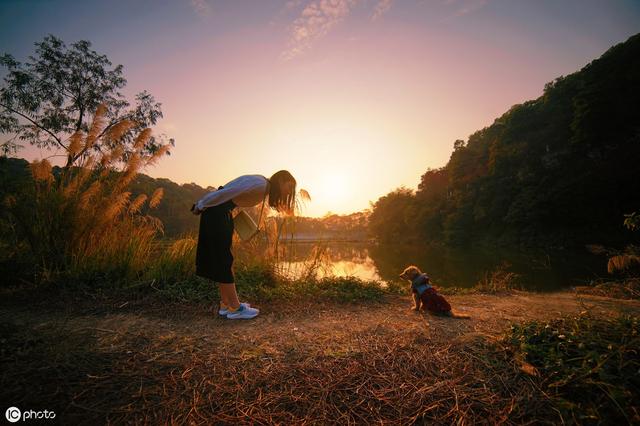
[218,302,251,316]
[226,304,260,319]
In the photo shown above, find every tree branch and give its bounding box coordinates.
[0,101,66,150]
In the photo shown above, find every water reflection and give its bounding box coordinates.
[275,242,608,290]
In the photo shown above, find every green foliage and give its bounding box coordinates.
[368,187,416,243]
[283,211,370,240]
[129,174,210,236]
[505,314,640,424]
[151,276,219,304]
[370,33,640,246]
[244,274,391,303]
[624,212,640,232]
[298,276,390,302]
[0,35,173,165]
[146,238,197,284]
[146,260,393,304]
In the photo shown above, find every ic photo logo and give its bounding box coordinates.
[5,407,21,423]
[5,407,56,422]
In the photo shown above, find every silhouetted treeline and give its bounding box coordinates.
[370,33,640,247]
[283,212,370,240]
[128,174,211,237]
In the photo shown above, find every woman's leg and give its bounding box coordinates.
[219,283,240,309]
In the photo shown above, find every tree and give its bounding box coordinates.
[0,35,173,166]
[369,187,416,242]
[369,32,640,246]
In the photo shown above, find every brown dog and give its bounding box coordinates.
[399,265,469,318]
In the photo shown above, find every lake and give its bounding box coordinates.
[274,241,609,291]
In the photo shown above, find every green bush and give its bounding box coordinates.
[504,314,640,424]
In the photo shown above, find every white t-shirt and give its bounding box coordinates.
[194,175,269,212]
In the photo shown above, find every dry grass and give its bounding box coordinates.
[575,278,640,300]
[474,262,522,293]
[607,254,640,275]
[0,310,543,424]
[5,106,171,282]
[3,291,638,424]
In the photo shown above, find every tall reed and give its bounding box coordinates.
[7,105,170,283]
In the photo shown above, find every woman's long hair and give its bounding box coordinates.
[268,170,296,215]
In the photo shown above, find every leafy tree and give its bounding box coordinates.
[0,35,173,166]
[368,187,417,243]
[370,32,640,246]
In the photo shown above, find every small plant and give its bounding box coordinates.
[504,314,640,424]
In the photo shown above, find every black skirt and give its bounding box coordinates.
[195,199,236,282]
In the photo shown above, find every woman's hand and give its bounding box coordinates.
[191,203,202,215]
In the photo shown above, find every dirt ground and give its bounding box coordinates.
[2,291,639,424]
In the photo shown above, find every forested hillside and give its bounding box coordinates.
[128,174,210,236]
[370,33,640,246]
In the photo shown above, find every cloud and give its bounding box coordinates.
[285,0,304,10]
[443,0,488,16]
[190,0,213,19]
[371,0,393,21]
[282,0,360,60]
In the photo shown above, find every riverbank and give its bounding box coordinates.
[1,288,638,424]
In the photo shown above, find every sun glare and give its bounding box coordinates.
[321,173,348,199]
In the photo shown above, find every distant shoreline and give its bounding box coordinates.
[277,237,373,243]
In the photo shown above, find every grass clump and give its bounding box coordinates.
[441,262,522,295]
[576,278,640,300]
[280,275,390,302]
[236,264,392,303]
[3,106,170,285]
[474,261,522,293]
[146,237,197,284]
[504,313,640,424]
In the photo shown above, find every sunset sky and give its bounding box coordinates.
[2,0,639,217]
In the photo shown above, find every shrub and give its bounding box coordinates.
[504,314,640,424]
[4,106,170,284]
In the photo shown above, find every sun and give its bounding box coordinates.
[319,172,349,203]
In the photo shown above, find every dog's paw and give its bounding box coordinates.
[412,307,420,312]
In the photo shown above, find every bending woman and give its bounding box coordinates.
[191,170,296,319]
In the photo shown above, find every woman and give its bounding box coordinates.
[191,170,296,319]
